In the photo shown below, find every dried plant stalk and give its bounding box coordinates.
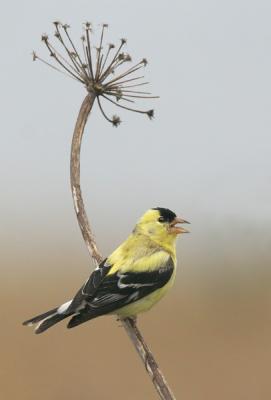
[70,93,102,265]
[35,22,175,399]
[71,93,176,400]
[123,318,176,399]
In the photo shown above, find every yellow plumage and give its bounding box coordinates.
[106,208,182,317]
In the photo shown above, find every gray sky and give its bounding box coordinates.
[1,0,271,276]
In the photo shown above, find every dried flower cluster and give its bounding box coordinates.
[33,22,158,126]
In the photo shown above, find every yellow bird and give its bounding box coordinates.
[23,207,189,334]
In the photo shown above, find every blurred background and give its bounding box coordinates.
[1,0,271,399]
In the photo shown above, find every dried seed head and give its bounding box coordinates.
[35,22,157,126]
[118,53,125,61]
[124,54,132,62]
[142,58,148,66]
[115,89,123,101]
[112,115,121,127]
[32,51,37,61]
[147,109,154,119]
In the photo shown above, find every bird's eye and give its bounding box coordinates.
[158,216,165,223]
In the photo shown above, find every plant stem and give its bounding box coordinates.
[70,94,176,400]
[123,318,176,400]
[70,94,102,266]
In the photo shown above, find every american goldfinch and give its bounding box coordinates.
[23,207,189,334]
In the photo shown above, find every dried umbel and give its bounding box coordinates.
[33,22,158,126]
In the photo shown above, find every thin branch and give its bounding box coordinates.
[123,318,176,400]
[102,94,151,116]
[70,93,102,266]
[70,94,176,400]
[43,37,84,82]
[37,21,170,400]
[96,96,117,124]
[33,53,79,81]
[63,24,88,74]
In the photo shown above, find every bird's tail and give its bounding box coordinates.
[23,300,73,334]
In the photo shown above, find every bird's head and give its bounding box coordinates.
[135,207,189,248]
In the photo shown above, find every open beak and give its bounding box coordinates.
[169,217,190,234]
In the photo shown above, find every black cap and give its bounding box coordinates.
[152,207,176,223]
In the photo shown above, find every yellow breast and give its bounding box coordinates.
[113,267,176,318]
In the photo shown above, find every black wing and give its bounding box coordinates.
[67,256,174,328]
[67,258,111,312]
